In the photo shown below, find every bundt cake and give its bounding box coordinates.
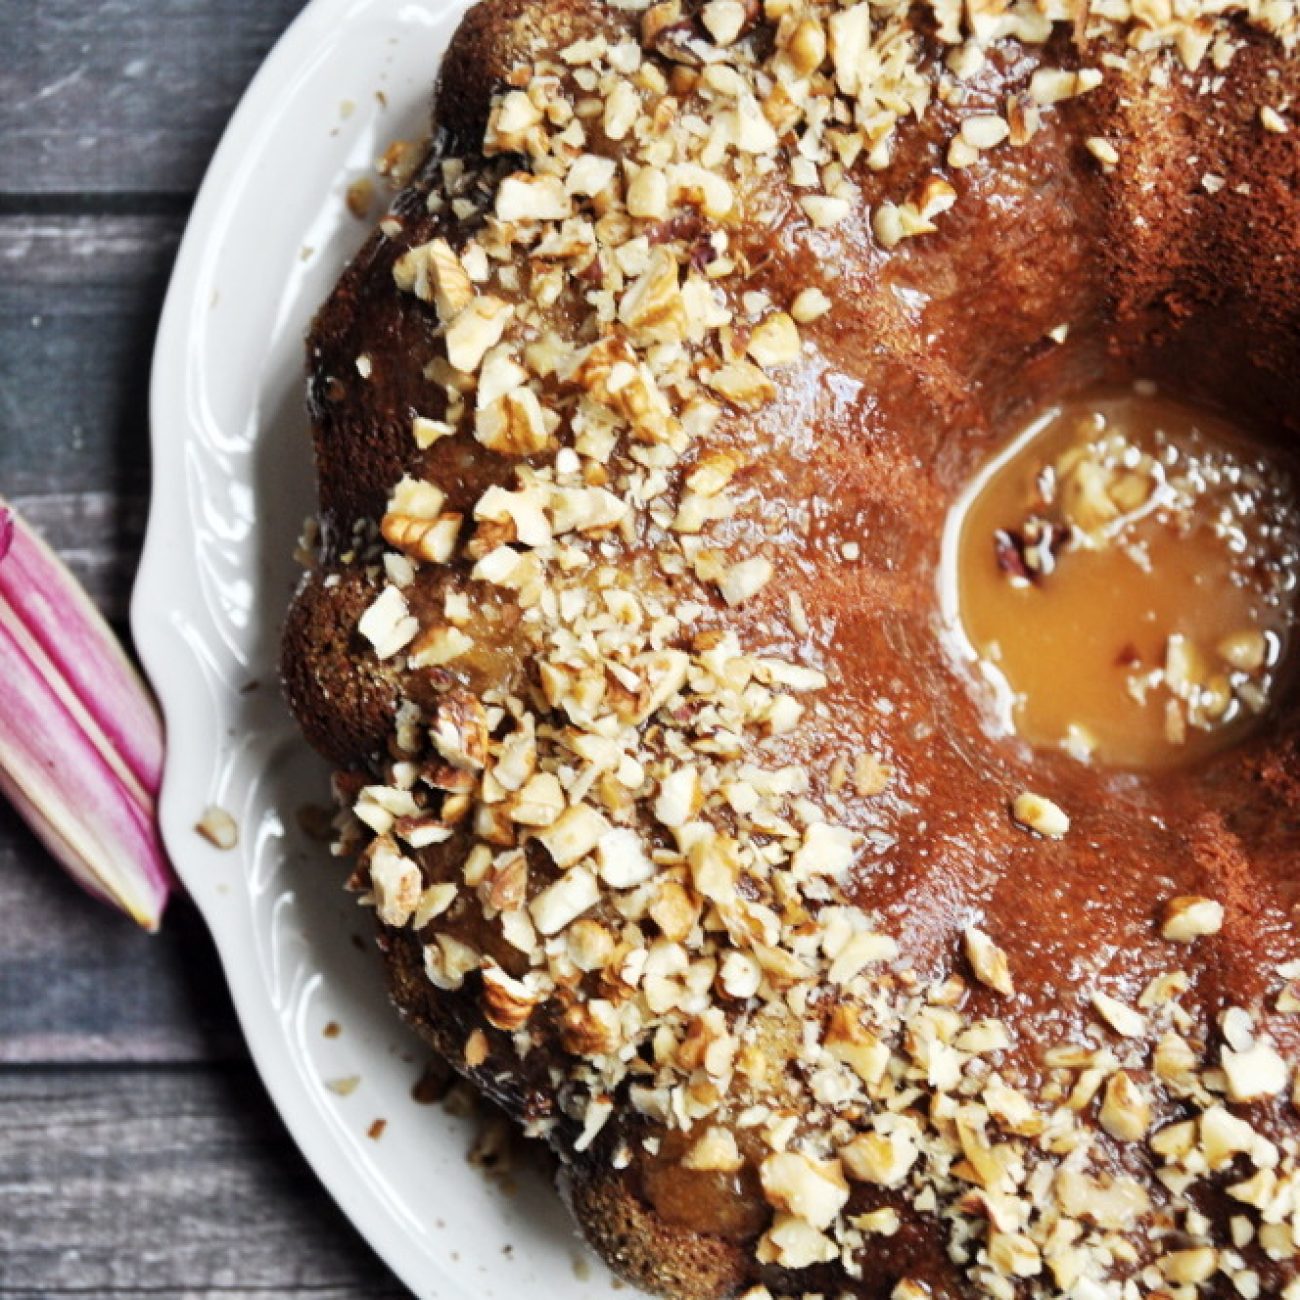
[281,0,1300,1294]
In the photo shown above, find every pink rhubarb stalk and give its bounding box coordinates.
[0,499,172,930]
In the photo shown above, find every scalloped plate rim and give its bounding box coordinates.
[130,3,622,1297]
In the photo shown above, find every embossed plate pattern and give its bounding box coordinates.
[132,2,619,1295]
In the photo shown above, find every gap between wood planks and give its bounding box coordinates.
[0,0,308,203]
[0,214,179,502]
[0,1065,408,1295]
[0,193,195,219]
[0,5,409,1294]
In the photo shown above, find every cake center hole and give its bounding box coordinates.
[943,385,1300,770]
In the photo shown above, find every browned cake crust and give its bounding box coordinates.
[283,0,1300,1295]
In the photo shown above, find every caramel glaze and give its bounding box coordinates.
[949,390,1299,770]
[282,0,1300,1293]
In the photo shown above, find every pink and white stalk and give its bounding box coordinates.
[0,499,173,930]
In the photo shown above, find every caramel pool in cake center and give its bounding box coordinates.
[942,387,1300,771]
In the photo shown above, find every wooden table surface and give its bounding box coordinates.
[0,4,405,1295]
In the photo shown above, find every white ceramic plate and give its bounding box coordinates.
[132,3,621,1296]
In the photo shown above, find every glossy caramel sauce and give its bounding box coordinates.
[943,387,1300,770]
[638,1126,770,1241]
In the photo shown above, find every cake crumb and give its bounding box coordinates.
[346,176,376,219]
[195,805,239,850]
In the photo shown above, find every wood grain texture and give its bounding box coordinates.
[0,1066,407,1297]
[0,1,307,201]
[0,0,405,1292]
[0,802,244,1066]
[0,214,178,498]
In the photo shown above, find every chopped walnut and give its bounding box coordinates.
[445,296,514,375]
[747,313,802,368]
[196,804,239,850]
[1010,792,1069,839]
[1028,67,1103,105]
[682,1126,744,1171]
[481,963,542,1031]
[475,388,553,456]
[534,803,609,868]
[1091,990,1147,1039]
[1099,1070,1151,1141]
[358,586,419,659]
[618,247,686,343]
[704,360,776,410]
[529,867,600,936]
[964,927,1015,996]
[1160,895,1224,943]
[1222,1040,1288,1101]
[760,1151,850,1230]
[840,1129,918,1186]
[393,237,475,321]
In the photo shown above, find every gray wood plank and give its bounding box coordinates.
[0,802,247,1065]
[0,6,415,1291]
[0,1064,403,1296]
[0,0,306,201]
[0,1290,399,1299]
[0,214,179,498]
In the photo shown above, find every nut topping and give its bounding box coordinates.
[332,2,1300,1293]
[1010,792,1069,839]
[1160,895,1224,943]
[964,927,1015,996]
